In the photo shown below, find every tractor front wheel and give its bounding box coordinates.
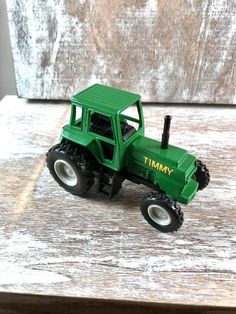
[140,191,184,233]
[46,141,94,196]
[195,159,210,190]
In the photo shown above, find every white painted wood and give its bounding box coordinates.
[0,96,236,306]
[6,0,236,103]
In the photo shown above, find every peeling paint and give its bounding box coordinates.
[6,0,236,102]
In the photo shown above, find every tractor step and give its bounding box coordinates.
[97,168,123,199]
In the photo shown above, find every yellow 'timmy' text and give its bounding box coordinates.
[144,156,174,176]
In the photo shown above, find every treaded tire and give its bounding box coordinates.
[140,191,184,233]
[195,159,210,191]
[46,141,94,196]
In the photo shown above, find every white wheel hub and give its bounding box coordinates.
[54,159,78,186]
[147,204,171,226]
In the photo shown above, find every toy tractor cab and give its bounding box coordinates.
[47,84,210,233]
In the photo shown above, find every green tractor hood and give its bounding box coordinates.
[126,135,198,204]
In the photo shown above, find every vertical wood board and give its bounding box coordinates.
[6,0,236,103]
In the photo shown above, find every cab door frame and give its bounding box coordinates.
[86,109,119,170]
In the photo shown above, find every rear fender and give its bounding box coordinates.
[61,126,103,164]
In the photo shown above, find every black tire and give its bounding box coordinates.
[46,141,94,196]
[140,191,184,233]
[195,159,210,191]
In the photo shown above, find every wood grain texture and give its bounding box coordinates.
[0,96,236,307]
[6,0,236,103]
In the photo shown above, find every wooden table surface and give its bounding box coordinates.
[0,96,236,313]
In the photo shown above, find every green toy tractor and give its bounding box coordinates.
[46,84,210,233]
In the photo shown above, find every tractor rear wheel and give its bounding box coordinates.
[195,159,210,190]
[46,141,94,196]
[140,191,184,233]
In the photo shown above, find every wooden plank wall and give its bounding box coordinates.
[7,0,236,103]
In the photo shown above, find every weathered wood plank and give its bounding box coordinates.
[0,96,236,307]
[6,0,236,103]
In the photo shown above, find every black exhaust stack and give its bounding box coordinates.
[161,115,172,149]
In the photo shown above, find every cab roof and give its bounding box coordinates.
[71,84,141,115]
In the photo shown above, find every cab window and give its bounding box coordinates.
[88,111,115,161]
[70,104,83,129]
[89,111,114,140]
[119,102,141,141]
[75,106,82,128]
